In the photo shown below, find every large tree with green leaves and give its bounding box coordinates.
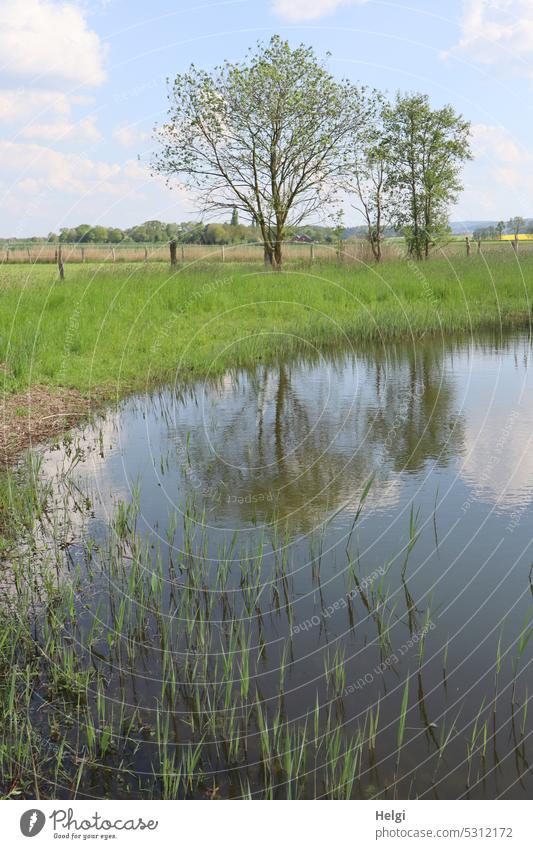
[153,36,367,268]
[384,93,471,259]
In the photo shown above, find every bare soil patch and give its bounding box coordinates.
[1,385,104,467]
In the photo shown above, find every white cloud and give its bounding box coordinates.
[19,116,102,144]
[0,90,93,123]
[458,123,533,218]
[0,0,107,86]
[470,123,530,164]
[0,140,121,195]
[445,1,533,75]
[0,139,193,233]
[272,0,368,22]
[112,125,151,149]
[0,141,174,207]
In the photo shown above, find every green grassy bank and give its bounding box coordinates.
[1,255,532,395]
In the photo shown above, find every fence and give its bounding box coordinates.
[2,238,532,267]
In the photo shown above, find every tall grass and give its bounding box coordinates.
[0,454,531,800]
[0,255,532,395]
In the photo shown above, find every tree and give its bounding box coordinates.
[75,225,93,243]
[384,93,471,260]
[153,36,367,268]
[165,223,179,239]
[350,94,394,262]
[91,225,108,243]
[230,207,239,227]
[496,220,505,240]
[203,223,229,244]
[508,216,525,238]
[107,228,124,243]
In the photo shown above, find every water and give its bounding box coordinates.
[35,330,533,798]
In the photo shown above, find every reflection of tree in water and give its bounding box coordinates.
[367,341,464,473]
[169,339,465,530]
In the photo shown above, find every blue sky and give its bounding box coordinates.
[1,0,533,235]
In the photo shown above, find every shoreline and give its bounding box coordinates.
[1,257,532,468]
[1,315,531,471]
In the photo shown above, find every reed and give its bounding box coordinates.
[0,444,532,801]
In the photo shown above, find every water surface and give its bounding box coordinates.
[37,330,533,798]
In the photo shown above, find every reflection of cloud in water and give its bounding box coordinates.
[461,409,533,510]
[458,346,533,511]
[39,412,132,534]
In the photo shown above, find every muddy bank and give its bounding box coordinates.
[0,385,107,467]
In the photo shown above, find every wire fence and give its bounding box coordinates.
[2,238,532,266]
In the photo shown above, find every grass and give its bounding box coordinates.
[0,455,49,553]
[0,452,531,800]
[0,255,532,396]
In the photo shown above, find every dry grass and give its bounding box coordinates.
[0,384,105,467]
[4,239,532,267]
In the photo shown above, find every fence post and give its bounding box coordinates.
[27,247,31,264]
[310,243,315,263]
[221,245,225,262]
[477,239,482,255]
[465,236,471,256]
[81,247,85,263]
[112,248,116,262]
[169,239,177,267]
[58,246,64,280]
[6,248,9,263]
[181,245,185,263]
[513,236,518,253]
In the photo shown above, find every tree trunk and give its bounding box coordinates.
[263,243,274,267]
[273,240,282,270]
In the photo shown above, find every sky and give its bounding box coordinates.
[1,0,533,236]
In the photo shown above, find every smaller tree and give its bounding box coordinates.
[350,94,394,262]
[508,216,525,237]
[108,228,124,243]
[384,93,472,260]
[203,223,229,244]
[496,220,505,240]
[230,207,239,227]
[91,225,109,243]
[75,225,93,243]
[331,212,345,260]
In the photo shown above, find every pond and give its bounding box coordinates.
[22,329,533,798]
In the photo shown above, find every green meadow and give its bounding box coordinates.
[1,255,532,395]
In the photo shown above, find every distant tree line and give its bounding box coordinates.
[472,217,533,241]
[0,219,344,246]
